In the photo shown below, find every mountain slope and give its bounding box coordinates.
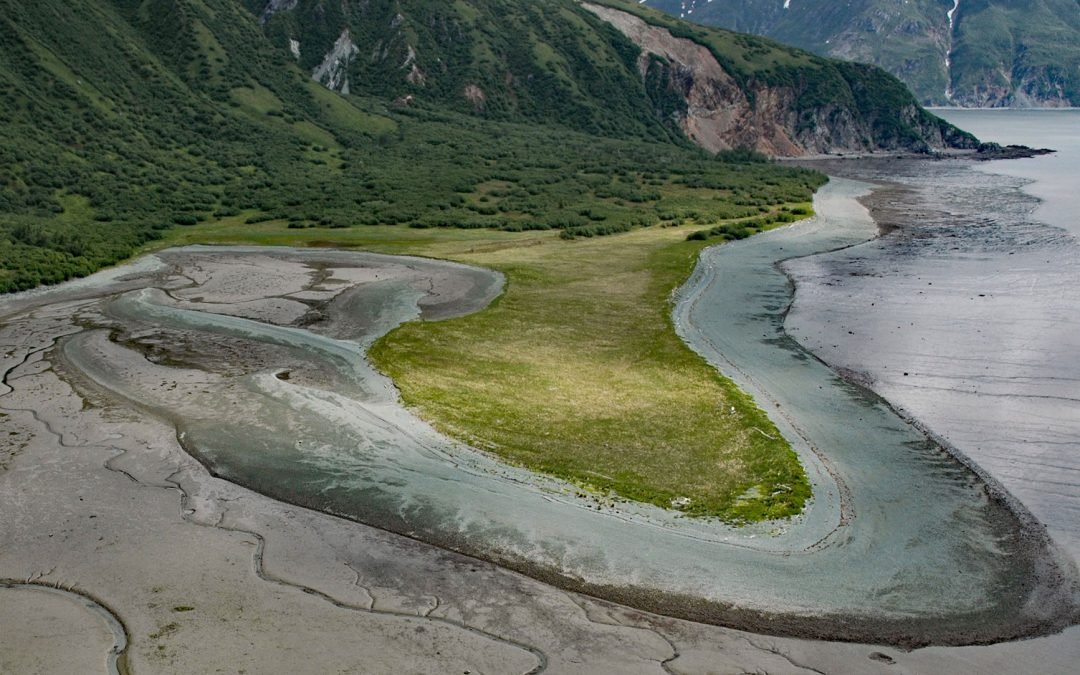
[645,0,1080,107]
[1,0,971,292]
[257,0,974,154]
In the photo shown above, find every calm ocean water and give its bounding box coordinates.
[937,109,1080,238]
[786,109,1080,561]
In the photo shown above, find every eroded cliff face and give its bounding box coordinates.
[587,3,799,155]
[583,3,963,157]
[312,29,359,94]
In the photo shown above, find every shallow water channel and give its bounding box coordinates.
[4,182,1077,645]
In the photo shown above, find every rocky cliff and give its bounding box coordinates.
[583,3,972,155]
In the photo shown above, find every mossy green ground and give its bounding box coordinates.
[158,200,814,522]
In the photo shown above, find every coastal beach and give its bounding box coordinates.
[0,236,1065,648]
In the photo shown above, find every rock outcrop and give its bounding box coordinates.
[312,29,359,94]
[584,3,973,156]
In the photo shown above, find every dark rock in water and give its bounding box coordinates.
[869,651,896,664]
[974,142,1055,160]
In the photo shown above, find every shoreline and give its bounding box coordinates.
[52,236,1078,646]
[5,213,1077,646]
[818,161,1077,545]
[779,176,1080,634]
[0,581,130,675]
[781,149,1080,602]
[785,145,1054,163]
[668,176,1079,643]
[778,175,1056,533]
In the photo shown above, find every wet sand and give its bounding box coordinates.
[0,584,126,675]
[2,239,1064,645]
[673,178,1079,642]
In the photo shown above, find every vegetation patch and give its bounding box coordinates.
[367,205,815,522]
[157,168,820,522]
[1,0,948,292]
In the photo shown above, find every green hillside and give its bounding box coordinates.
[253,0,686,139]
[951,0,1080,106]
[0,0,983,522]
[260,0,972,151]
[0,0,970,293]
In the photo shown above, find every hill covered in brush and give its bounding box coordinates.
[257,0,974,153]
[0,0,972,292]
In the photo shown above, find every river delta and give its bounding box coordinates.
[2,111,1079,673]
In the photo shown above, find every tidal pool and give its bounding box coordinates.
[4,184,1076,645]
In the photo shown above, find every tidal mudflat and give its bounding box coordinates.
[788,138,1080,564]
[3,122,1080,668]
[1,229,1076,656]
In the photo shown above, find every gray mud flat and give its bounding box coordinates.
[0,224,1075,649]
[792,160,1080,563]
[789,113,1080,568]
[0,583,128,675]
[673,179,1079,643]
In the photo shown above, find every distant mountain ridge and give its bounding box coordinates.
[645,0,1080,107]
